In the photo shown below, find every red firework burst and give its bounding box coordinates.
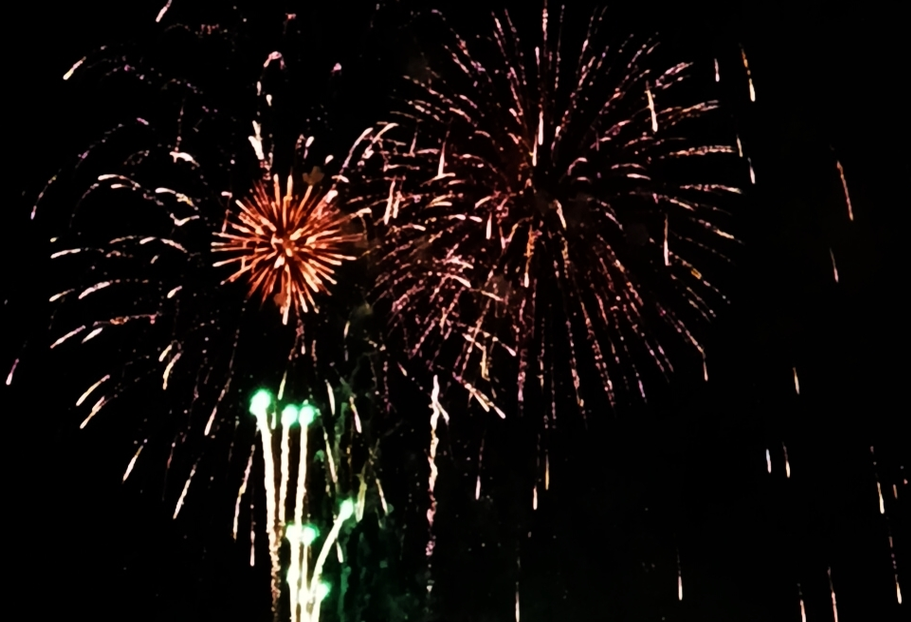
[213,168,360,324]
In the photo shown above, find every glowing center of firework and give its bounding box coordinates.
[212,172,360,325]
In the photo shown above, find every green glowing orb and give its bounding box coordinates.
[339,499,356,521]
[299,401,319,426]
[281,404,300,427]
[302,524,319,545]
[249,389,272,419]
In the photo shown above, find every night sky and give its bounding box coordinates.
[7,2,908,621]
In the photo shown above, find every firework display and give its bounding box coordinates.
[10,3,905,621]
[366,6,743,430]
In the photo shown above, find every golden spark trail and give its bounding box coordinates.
[123,444,144,482]
[836,160,853,221]
[234,444,255,541]
[741,45,755,101]
[250,394,282,619]
[677,547,683,600]
[828,567,839,622]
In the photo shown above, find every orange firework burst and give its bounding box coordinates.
[213,168,360,324]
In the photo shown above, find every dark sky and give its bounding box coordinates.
[7,2,908,621]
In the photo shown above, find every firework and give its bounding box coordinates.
[246,387,381,622]
[27,12,378,530]
[212,170,362,325]
[367,6,743,427]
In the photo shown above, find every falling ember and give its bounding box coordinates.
[172,462,198,519]
[714,58,720,82]
[646,84,658,133]
[676,547,683,600]
[829,248,839,283]
[836,160,854,221]
[793,367,800,395]
[887,523,903,604]
[475,437,485,500]
[123,443,144,482]
[545,452,550,490]
[871,446,885,513]
[740,45,756,101]
[783,443,791,478]
[766,448,772,473]
[828,567,839,622]
[798,583,807,622]
[234,445,255,540]
[748,157,756,184]
[515,582,521,622]
[212,170,361,325]
[155,0,172,23]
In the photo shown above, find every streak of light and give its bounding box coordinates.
[798,583,807,622]
[123,443,144,482]
[829,248,839,283]
[646,84,658,133]
[515,582,520,622]
[252,402,281,616]
[63,57,85,80]
[349,397,362,433]
[766,448,772,474]
[82,327,104,343]
[250,497,256,567]
[828,567,839,622]
[280,423,291,525]
[741,45,755,101]
[783,443,791,478]
[427,376,449,564]
[677,547,683,600]
[326,380,336,416]
[376,477,388,514]
[80,395,109,429]
[162,351,181,390]
[887,523,903,604]
[871,446,885,514]
[155,0,172,23]
[545,452,550,490]
[714,58,720,82]
[5,358,18,385]
[76,375,110,406]
[51,326,86,349]
[234,444,255,540]
[172,461,198,519]
[793,367,800,395]
[836,160,853,221]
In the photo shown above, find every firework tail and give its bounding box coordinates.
[425,375,450,600]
